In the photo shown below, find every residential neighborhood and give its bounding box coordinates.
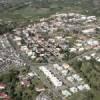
[0,12,100,100]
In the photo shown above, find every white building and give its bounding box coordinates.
[62,90,71,97]
[39,66,62,87]
[70,87,78,93]
[82,28,96,34]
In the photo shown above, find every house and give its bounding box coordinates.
[72,74,83,82]
[27,50,32,56]
[61,70,68,76]
[87,39,99,46]
[35,83,45,92]
[80,16,87,21]
[69,48,77,53]
[14,36,22,41]
[95,57,100,62]
[78,47,84,52]
[84,55,91,60]
[36,92,52,100]
[82,28,96,34]
[75,43,82,47]
[0,83,6,90]
[67,76,74,83]
[68,13,75,17]
[16,41,21,46]
[20,46,28,52]
[83,84,90,90]
[90,53,96,57]
[87,16,96,21]
[28,72,35,77]
[70,87,78,93]
[62,63,70,69]
[48,38,55,43]
[97,58,100,62]
[55,36,63,40]
[0,93,10,100]
[53,64,63,71]
[62,90,71,97]
[31,53,36,59]
[77,85,84,91]
[20,79,30,87]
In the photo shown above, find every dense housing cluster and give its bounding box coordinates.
[9,13,100,63]
[0,35,24,71]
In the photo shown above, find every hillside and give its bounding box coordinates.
[0,0,100,25]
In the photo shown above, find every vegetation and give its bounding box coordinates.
[0,0,100,24]
[70,58,100,100]
[0,68,41,100]
[0,20,16,34]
